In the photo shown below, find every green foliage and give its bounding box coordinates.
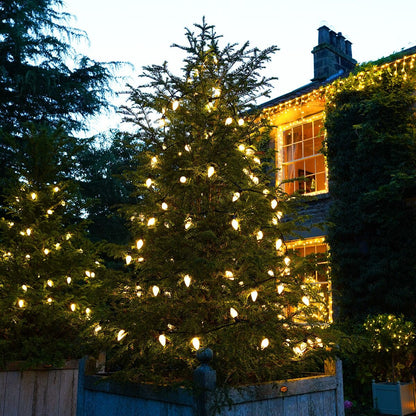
[0,126,107,367]
[77,131,140,245]
[106,20,333,386]
[324,59,416,322]
[363,314,414,382]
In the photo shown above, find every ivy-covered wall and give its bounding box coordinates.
[324,55,416,322]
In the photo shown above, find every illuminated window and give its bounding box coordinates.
[280,118,327,195]
[287,237,332,322]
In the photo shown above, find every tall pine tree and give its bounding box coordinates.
[106,21,331,385]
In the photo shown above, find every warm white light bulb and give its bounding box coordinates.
[70,303,76,312]
[145,178,152,188]
[271,199,278,209]
[161,202,168,210]
[207,166,215,178]
[302,296,310,306]
[151,156,158,167]
[230,307,238,318]
[256,230,263,240]
[225,117,233,125]
[275,239,283,250]
[284,257,291,266]
[184,274,191,287]
[184,217,192,230]
[47,209,53,215]
[66,276,72,284]
[277,284,284,294]
[172,100,179,111]
[47,279,53,287]
[26,228,32,236]
[184,144,191,152]
[261,338,270,350]
[225,270,234,279]
[53,186,59,193]
[238,144,245,152]
[43,248,49,255]
[250,290,258,302]
[267,270,274,277]
[18,299,25,308]
[125,255,132,265]
[159,334,167,347]
[253,157,261,164]
[232,192,240,202]
[238,118,244,126]
[47,297,53,304]
[152,285,160,296]
[136,239,144,250]
[179,176,187,183]
[231,219,239,230]
[31,192,37,200]
[22,285,28,291]
[147,217,156,226]
[191,337,200,350]
[117,329,127,341]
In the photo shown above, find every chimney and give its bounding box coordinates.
[311,25,356,82]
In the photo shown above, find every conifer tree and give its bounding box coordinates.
[107,21,330,385]
[0,125,106,367]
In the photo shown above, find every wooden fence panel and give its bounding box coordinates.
[0,362,78,416]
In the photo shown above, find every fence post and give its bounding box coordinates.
[193,348,216,416]
[76,357,86,416]
[335,359,345,416]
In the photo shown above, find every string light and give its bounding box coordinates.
[159,334,167,346]
[145,178,153,188]
[161,202,168,210]
[152,285,160,296]
[53,186,59,193]
[66,277,72,284]
[151,156,158,167]
[179,176,187,183]
[277,284,284,294]
[231,219,239,230]
[267,270,274,277]
[225,117,233,125]
[191,337,200,350]
[70,303,76,312]
[117,329,127,341]
[238,118,244,126]
[184,274,191,287]
[302,296,310,306]
[230,307,238,318]
[232,192,240,202]
[136,239,144,250]
[172,100,180,111]
[256,230,263,240]
[147,217,156,226]
[260,338,269,350]
[125,255,132,265]
[225,270,234,280]
[271,199,278,209]
[47,279,53,287]
[18,299,25,308]
[250,290,258,302]
[275,239,283,250]
[22,285,28,291]
[207,166,215,178]
[184,144,191,152]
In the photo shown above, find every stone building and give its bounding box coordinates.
[260,25,416,320]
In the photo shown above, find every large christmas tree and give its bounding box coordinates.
[108,21,330,385]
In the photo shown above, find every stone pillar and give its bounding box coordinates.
[193,348,216,416]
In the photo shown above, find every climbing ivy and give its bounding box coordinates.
[324,55,416,322]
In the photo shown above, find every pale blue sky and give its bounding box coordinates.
[64,0,416,134]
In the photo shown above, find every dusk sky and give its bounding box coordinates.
[65,0,416,134]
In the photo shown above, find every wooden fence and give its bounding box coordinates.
[76,350,345,416]
[0,360,79,416]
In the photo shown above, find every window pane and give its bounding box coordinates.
[303,122,313,139]
[283,129,292,145]
[293,125,302,143]
[314,119,323,137]
[314,136,324,154]
[303,138,314,157]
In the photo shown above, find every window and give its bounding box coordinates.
[287,237,332,322]
[280,118,327,195]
